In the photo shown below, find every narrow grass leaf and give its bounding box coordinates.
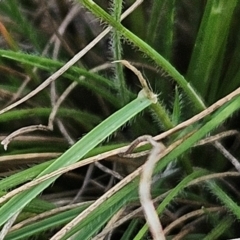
[186,0,238,98]
[0,94,152,226]
[202,216,233,240]
[172,86,181,125]
[5,203,91,240]
[134,169,208,239]
[110,0,128,104]
[60,95,240,239]
[78,0,206,111]
[207,181,240,219]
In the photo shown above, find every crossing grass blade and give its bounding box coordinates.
[0,93,153,226]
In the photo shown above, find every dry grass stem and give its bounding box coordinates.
[194,130,240,172]
[0,211,20,240]
[93,207,125,240]
[214,141,240,172]
[50,135,191,240]
[0,152,61,164]
[164,207,223,235]
[186,171,240,187]
[129,136,166,240]
[1,1,239,239]
[172,227,193,240]
[94,162,123,180]
[115,60,158,103]
[1,125,50,150]
[91,207,141,239]
[95,171,240,238]
[70,164,95,204]
[154,87,240,143]
[48,63,112,130]
[195,130,239,146]
[0,0,143,116]
[0,144,129,205]
[10,202,92,232]
[1,63,113,149]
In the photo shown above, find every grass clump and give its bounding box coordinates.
[0,0,240,239]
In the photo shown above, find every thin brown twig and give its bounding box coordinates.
[114,60,158,103]
[94,162,123,180]
[10,202,92,232]
[164,207,224,235]
[194,130,239,146]
[1,125,49,150]
[171,226,194,240]
[70,164,95,204]
[118,60,240,173]
[6,76,31,107]
[0,0,143,116]
[0,3,143,150]
[48,62,112,130]
[5,4,80,107]
[1,63,114,150]
[194,130,240,172]
[56,119,75,145]
[214,141,240,172]
[0,140,144,205]
[91,207,141,239]
[48,3,78,144]
[42,4,81,56]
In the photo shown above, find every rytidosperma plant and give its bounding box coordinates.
[0,0,240,239]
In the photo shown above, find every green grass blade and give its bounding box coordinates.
[120,219,139,240]
[1,1,240,238]
[72,203,124,240]
[207,181,240,219]
[0,50,112,88]
[61,180,138,239]
[134,94,240,238]
[0,161,52,192]
[186,0,238,98]
[161,0,176,60]
[146,0,166,47]
[5,203,91,240]
[56,95,240,239]
[203,216,233,240]
[0,143,124,192]
[111,0,128,105]
[220,61,240,98]
[0,94,152,226]
[78,0,206,111]
[155,95,240,174]
[0,49,131,107]
[172,86,182,125]
[0,108,102,130]
[0,1,44,52]
[147,0,176,60]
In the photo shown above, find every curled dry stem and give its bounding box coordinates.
[1,125,49,150]
[113,60,158,103]
[126,135,166,240]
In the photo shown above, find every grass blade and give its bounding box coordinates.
[0,93,153,226]
[186,0,238,99]
[78,0,206,111]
